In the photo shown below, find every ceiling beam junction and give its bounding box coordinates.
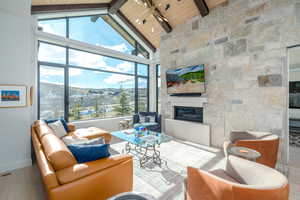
[193,0,209,17]
[108,0,128,14]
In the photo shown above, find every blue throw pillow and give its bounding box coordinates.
[67,143,110,163]
[45,118,69,132]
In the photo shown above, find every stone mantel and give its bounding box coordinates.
[166,96,208,108]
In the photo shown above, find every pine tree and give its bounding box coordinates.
[114,88,132,116]
[72,98,82,120]
[94,95,103,118]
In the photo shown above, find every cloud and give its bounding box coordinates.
[103,43,129,53]
[40,67,63,77]
[38,43,66,64]
[104,74,134,85]
[69,49,134,74]
[69,68,83,76]
[39,23,56,34]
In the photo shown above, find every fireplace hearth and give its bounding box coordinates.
[174,106,203,123]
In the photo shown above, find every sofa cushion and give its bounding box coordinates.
[34,120,55,139]
[41,134,77,171]
[48,120,67,138]
[62,136,89,145]
[69,127,112,144]
[56,155,132,184]
[67,143,110,163]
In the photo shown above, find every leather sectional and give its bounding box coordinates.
[31,120,133,200]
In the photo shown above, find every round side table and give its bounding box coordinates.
[228,146,261,161]
[108,192,157,200]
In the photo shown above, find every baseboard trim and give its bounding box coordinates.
[0,159,32,174]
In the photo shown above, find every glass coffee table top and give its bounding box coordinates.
[111,129,172,168]
[111,129,172,148]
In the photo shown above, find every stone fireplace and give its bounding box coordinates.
[174,106,203,123]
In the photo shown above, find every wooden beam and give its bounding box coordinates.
[31,3,109,14]
[193,0,209,17]
[153,8,172,33]
[142,0,172,33]
[108,0,128,14]
[115,11,156,52]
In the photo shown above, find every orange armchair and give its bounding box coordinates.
[224,131,279,168]
[186,156,289,200]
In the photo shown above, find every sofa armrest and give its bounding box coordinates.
[67,123,76,132]
[56,155,132,184]
[187,167,234,200]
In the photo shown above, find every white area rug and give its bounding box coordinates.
[110,139,226,200]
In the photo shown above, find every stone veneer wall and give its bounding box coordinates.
[159,0,300,166]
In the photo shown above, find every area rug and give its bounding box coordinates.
[110,140,225,200]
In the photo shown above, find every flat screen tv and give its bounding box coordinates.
[166,64,205,95]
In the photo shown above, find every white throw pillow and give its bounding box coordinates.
[62,136,89,145]
[48,120,67,138]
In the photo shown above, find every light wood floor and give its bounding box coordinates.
[0,140,299,200]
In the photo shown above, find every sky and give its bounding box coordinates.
[38,16,148,89]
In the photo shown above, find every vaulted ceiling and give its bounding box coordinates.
[32,0,228,51]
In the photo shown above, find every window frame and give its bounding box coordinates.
[37,40,149,122]
[38,14,150,59]
[156,64,161,113]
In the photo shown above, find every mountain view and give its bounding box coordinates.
[40,82,147,121]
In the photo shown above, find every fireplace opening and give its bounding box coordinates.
[174,106,203,123]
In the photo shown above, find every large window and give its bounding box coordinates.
[38,14,150,121]
[38,15,149,58]
[38,42,149,121]
[156,64,161,113]
[39,65,65,119]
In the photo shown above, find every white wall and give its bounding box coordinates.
[0,0,35,173]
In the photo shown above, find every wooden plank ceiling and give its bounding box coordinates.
[32,0,227,49]
[120,0,227,48]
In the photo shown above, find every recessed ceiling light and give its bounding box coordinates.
[165,4,170,11]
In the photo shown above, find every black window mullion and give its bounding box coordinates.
[135,62,138,114]
[37,63,41,119]
[147,65,150,112]
[65,47,69,122]
[66,17,69,38]
[156,65,159,113]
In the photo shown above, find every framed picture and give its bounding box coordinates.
[0,85,27,108]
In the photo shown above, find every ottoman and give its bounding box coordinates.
[68,127,112,144]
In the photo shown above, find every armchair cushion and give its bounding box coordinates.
[230,131,272,142]
[56,155,133,184]
[67,143,110,163]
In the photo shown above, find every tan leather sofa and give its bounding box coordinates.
[31,120,133,200]
[223,131,279,168]
[186,155,289,200]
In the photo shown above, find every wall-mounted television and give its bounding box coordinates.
[166,64,205,96]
